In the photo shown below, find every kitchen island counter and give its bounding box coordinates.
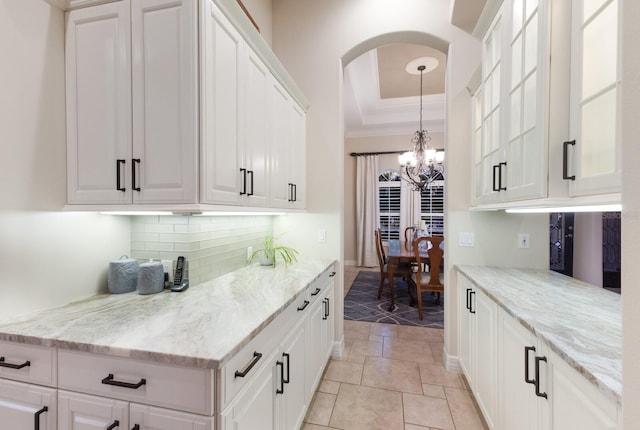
[456,265,621,405]
[0,259,335,370]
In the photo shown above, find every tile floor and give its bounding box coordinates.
[301,266,488,430]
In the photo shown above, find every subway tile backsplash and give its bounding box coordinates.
[130,215,273,285]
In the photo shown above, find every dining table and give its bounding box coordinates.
[385,239,444,312]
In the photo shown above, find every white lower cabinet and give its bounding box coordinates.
[275,316,307,430]
[58,390,213,430]
[457,274,497,429]
[0,378,57,429]
[459,273,622,430]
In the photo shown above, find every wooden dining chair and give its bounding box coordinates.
[375,228,413,300]
[404,226,416,242]
[410,236,444,320]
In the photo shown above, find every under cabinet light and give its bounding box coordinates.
[100,211,287,216]
[506,204,622,214]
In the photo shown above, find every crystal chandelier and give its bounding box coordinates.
[398,64,445,192]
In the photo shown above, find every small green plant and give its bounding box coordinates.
[247,235,299,268]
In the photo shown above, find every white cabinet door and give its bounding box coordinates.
[131,0,197,204]
[269,78,294,208]
[473,289,498,430]
[497,309,539,430]
[503,0,549,201]
[241,47,271,206]
[304,296,323,403]
[0,379,56,430]
[321,280,335,362]
[221,349,277,430]
[567,0,621,196]
[66,1,132,204]
[457,274,474,388]
[289,102,306,209]
[276,317,307,430]
[537,345,618,430]
[200,0,243,205]
[130,403,214,430]
[58,390,128,430]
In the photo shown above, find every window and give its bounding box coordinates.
[420,180,444,236]
[378,169,401,241]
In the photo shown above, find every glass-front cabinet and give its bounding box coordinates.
[567,0,621,196]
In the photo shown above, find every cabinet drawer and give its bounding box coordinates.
[58,349,214,415]
[0,341,56,386]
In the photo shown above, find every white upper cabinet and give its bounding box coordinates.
[66,0,197,205]
[474,0,550,205]
[66,0,307,211]
[566,0,621,196]
[66,1,132,204]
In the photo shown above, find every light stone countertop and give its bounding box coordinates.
[456,265,621,405]
[0,259,335,369]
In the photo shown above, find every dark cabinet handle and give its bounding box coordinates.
[498,162,507,191]
[288,183,294,202]
[282,352,290,384]
[492,164,500,191]
[34,406,48,430]
[234,351,262,378]
[563,140,576,180]
[524,346,536,384]
[293,184,297,202]
[323,298,330,320]
[311,288,321,296]
[106,420,120,430]
[469,291,476,314]
[247,170,254,196]
[132,158,141,192]
[0,357,31,369]
[101,374,146,389]
[239,168,247,195]
[131,426,140,430]
[297,300,310,311]
[116,159,126,192]
[465,288,472,311]
[329,271,336,277]
[276,359,284,394]
[535,356,548,398]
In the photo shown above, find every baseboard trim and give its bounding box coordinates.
[345,259,356,266]
[444,346,462,373]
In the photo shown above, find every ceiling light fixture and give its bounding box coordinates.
[398,64,444,192]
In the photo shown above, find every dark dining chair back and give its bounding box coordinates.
[411,236,444,320]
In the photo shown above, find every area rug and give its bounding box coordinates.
[344,271,444,328]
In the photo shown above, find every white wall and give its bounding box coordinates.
[0,1,131,321]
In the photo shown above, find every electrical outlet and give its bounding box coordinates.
[459,232,475,247]
[161,260,173,281]
[519,233,530,249]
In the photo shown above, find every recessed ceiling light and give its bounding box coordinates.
[405,57,439,75]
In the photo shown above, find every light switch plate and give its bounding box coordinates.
[459,232,475,247]
[318,229,327,243]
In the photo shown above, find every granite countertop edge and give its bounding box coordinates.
[455,265,621,406]
[0,258,336,370]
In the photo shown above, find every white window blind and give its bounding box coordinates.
[420,180,444,236]
[378,169,401,241]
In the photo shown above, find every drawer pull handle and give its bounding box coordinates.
[535,356,548,399]
[297,300,310,311]
[329,271,336,277]
[276,360,285,394]
[311,288,321,296]
[131,426,140,430]
[524,346,536,384]
[101,374,146,389]
[0,357,31,369]
[34,406,48,430]
[234,351,263,378]
[106,420,120,430]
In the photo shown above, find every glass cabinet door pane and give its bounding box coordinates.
[512,0,524,35]
[511,35,522,89]
[510,87,521,139]
[582,1,617,99]
[583,0,610,22]
[524,14,538,75]
[580,88,616,177]
[523,72,537,131]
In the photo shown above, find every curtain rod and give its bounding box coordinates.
[349,150,405,156]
